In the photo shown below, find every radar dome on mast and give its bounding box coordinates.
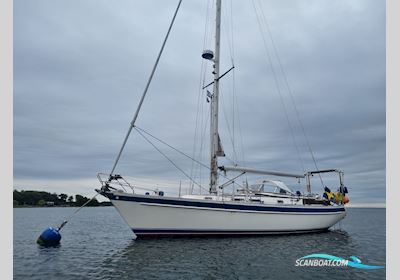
[202,50,214,60]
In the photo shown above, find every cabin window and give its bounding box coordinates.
[204,197,212,200]
[277,200,283,204]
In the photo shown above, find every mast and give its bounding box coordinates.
[210,0,222,194]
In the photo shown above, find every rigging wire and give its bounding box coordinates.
[191,0,245,191]
[256,0,324,187]
[251,0,306,175]
[224,154,238,166]
[225,0,247,175]
[136,126,210,170]
[135,125,243,189]
[221,0,239,164]
[228,0,245,167]
[190,0,214,194]
[196,105,210,193]
[135,127,208,193]
[109,0,183,177]
[220,0,247,168]
[220,89,237,159]
[225,0,238,165]
[234,74,246,168]
[228,0,237,164]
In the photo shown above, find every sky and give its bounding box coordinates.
[13,0,385,204]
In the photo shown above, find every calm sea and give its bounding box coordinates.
[14,207,385,280]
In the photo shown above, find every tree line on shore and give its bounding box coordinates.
[13,190,111,207]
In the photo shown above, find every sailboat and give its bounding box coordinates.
[97,0,348,237]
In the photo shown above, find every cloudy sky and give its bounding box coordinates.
[14,0,385,204]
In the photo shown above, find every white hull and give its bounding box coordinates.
[105,191,346,237]
[95,0,350,239]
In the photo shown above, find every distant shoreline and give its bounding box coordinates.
[13,189,111,207]
[345,204,386,209]
[13,205,112,208]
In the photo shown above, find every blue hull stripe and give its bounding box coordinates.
[106,193,345,213]
[132,228,329,236]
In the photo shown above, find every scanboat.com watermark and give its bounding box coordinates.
[295,254,384,270]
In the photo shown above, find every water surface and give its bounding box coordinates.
[14,207,385,279]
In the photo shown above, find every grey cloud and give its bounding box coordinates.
[14,0,385,203]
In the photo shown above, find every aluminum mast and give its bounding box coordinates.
[209,0,222,194]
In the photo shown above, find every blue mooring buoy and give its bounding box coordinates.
[35,194,94,247]
[37,227,62,247]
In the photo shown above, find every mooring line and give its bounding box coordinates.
[57,192,100,231]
